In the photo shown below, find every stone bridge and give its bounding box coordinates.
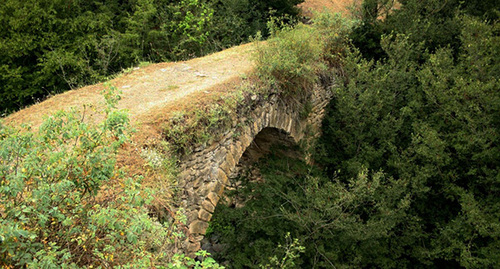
[175,81,334,254]
[2,32,337,257]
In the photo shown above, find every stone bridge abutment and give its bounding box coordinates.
[176,83,333,254]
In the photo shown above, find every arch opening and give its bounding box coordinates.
[231,127,300,177]
[200,127,304,256]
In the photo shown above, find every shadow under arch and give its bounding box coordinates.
[235,127,302,170]
[184,117,306,253]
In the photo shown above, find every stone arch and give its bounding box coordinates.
[177,85,333,254]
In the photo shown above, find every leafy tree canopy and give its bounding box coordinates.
[209,1,500,268]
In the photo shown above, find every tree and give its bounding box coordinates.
[317,9,499,267]
[209,1,499,267]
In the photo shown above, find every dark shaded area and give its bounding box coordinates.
[350,0,499,61]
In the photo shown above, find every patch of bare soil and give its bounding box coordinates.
[299,0,361,18]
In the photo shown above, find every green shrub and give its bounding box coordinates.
[254,13,352,100]
[0,87,173,267]
[169,250,225,269]
[316,12,500,267]
[162,86,247,157]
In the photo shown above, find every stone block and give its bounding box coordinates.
[210,181,225,197]
[202,199,215,213]
[192,235,204,242]
[198,209,213,222]
[192,176,203,189]
[269,111,277,127]
[252,121,260,134]
[240,134,251,149]
[235,141,243,155]
[187,241,201,253]
[226,146,238,166]
[277,113,285,129]
[197,186,210,197]
[229,143,240,159]
[219,161,231,177]
[207,191,220,206]
[214,148,227,164]
[189,220,209,235]
[287,117,293,133]
[187,208,200,223]
[217,168,229,185]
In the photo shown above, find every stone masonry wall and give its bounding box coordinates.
[176,82,333,254]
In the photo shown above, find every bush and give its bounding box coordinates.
[0,87,173,267]
[209,148,412,268]
[316,12,500,267]
[254,13,352,100]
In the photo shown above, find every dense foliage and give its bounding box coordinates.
[253,12,352,113]
[2,0,498,267]
[0,0,303,114]
[0,87,223,268]
[208,1,499,268]
[0,87,164,267]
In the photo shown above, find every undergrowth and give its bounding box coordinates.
[163,91,243,157]
[255,13,353,100]
[0,86,217,268]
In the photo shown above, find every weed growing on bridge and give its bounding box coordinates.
[254,13,353,102]
[163,92,239,157]
[161,77,266,158]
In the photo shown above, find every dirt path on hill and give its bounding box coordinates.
[1,0,358,206]
[4,43,256,127]
[4,0,358,128]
